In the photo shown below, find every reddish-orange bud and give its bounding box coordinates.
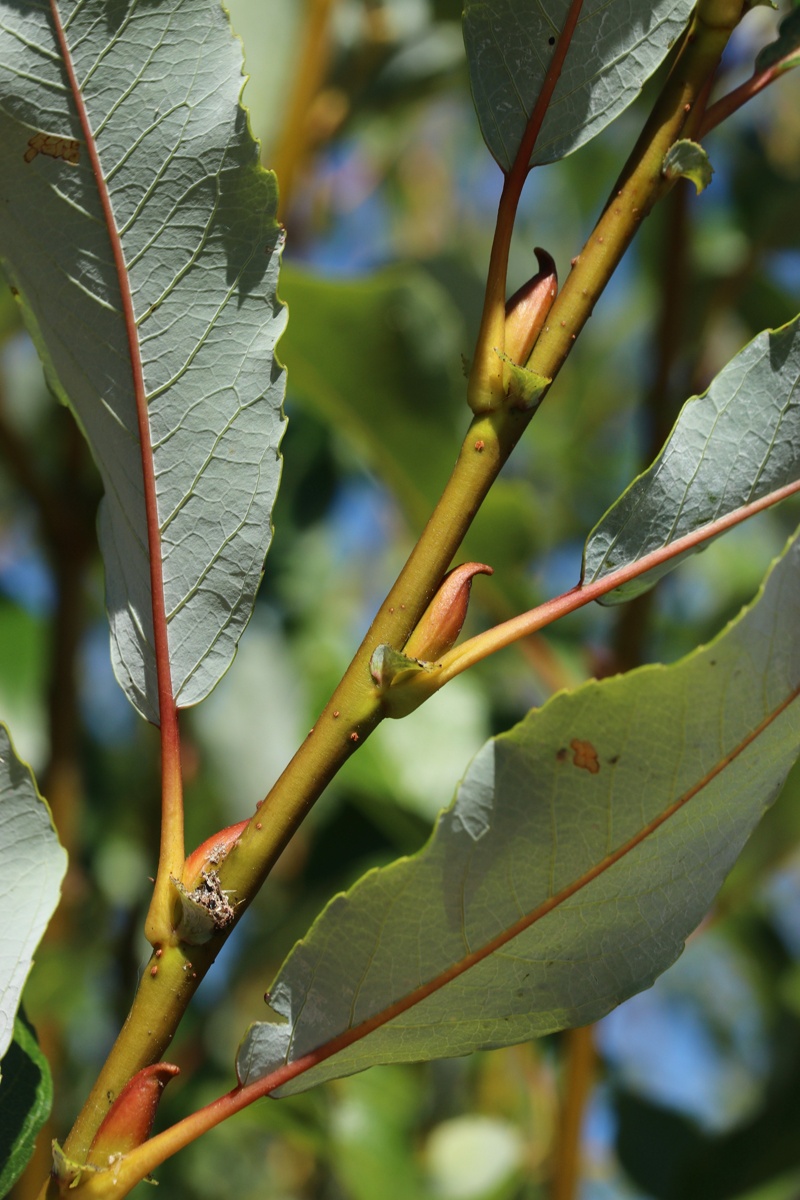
[504,248,557,365]
[181,818,249,887]
[404,563,493,662]
[87,1063,179,1166]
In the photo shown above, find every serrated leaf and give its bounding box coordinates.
[0,1014,53,1196]
[237,533,800,1095]
[0,1,286,723]
[0,725,66,1062]
[663,139,714,194]
[462,0,696,172]
[582,315,800,604]
[755,7,800,76]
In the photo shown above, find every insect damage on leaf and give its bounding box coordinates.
[24,132,80,165]
[570,738,600,773]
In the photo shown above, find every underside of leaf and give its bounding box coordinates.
[0,0,287,723]
[463,0,696,171]
[237,531,800,1096]
[582,315,800,604]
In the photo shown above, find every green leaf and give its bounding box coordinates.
[0,1,286,723]
[755,7,800,76]
[663,139,714,194]
[582,315,800,604]
[0,1014,53,1196]
[0,724,66,1062]
[279,265,465,531]
[462,0,696,172]
[237,532,800,1095]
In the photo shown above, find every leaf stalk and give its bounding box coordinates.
[467,0,585,413]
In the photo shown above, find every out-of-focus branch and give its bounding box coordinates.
[272,0,337,219]
[550,1025,596,1200]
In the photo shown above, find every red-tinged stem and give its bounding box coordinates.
[467,0,585,412]
[420,476,800,696]
[48,2,184,940]
[67,673,800,1200]
[699,63,788,138]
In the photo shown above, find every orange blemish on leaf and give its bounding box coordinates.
[24,132,80,165]
[570,739,599,774]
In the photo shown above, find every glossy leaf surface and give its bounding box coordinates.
[0,725,65,1062]
[0,1015,53,1196]
[237,532,800,1095]
[0,1,286,722]
[583,316,800,604]
[463,0,694,171]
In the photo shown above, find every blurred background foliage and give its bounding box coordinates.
[2,1,800,1197]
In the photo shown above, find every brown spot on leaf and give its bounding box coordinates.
[24,132,80,166]
[570,738,599,774]
[556,747,568,763]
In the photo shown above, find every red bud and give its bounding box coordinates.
[87,1063,179,1166]
[182,818,249,888]
[404,563,493,662]
[504,248,557,365]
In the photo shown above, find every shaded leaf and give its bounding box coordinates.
[663,139,714,194]
[755,7,800,76]
[0,0,286,723]
[462,0,695,172]
[0,724,66,1061]
[582,315,800,604]
[237,531,800,1095]
[279,265,464,531]
[0,1014,53,1196]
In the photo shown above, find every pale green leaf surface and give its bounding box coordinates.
[0,725,66,1063]
[0,1014,53,1196]
[755,7,800,75]
[0,1,286,723]
[663,139,713,194]
[462,0,695,171]
[583,315,800,604]
[237,533,800,1094]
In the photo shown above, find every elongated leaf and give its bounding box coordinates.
[0,725,66,1063]
[0,1,286,723]
[237,532,800,1095]
[463,0,695,172]
[582,315,800,604]
[0,1014,53,1196]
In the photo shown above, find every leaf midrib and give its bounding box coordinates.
[247,676,799,1096]
[49,0,173,720]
